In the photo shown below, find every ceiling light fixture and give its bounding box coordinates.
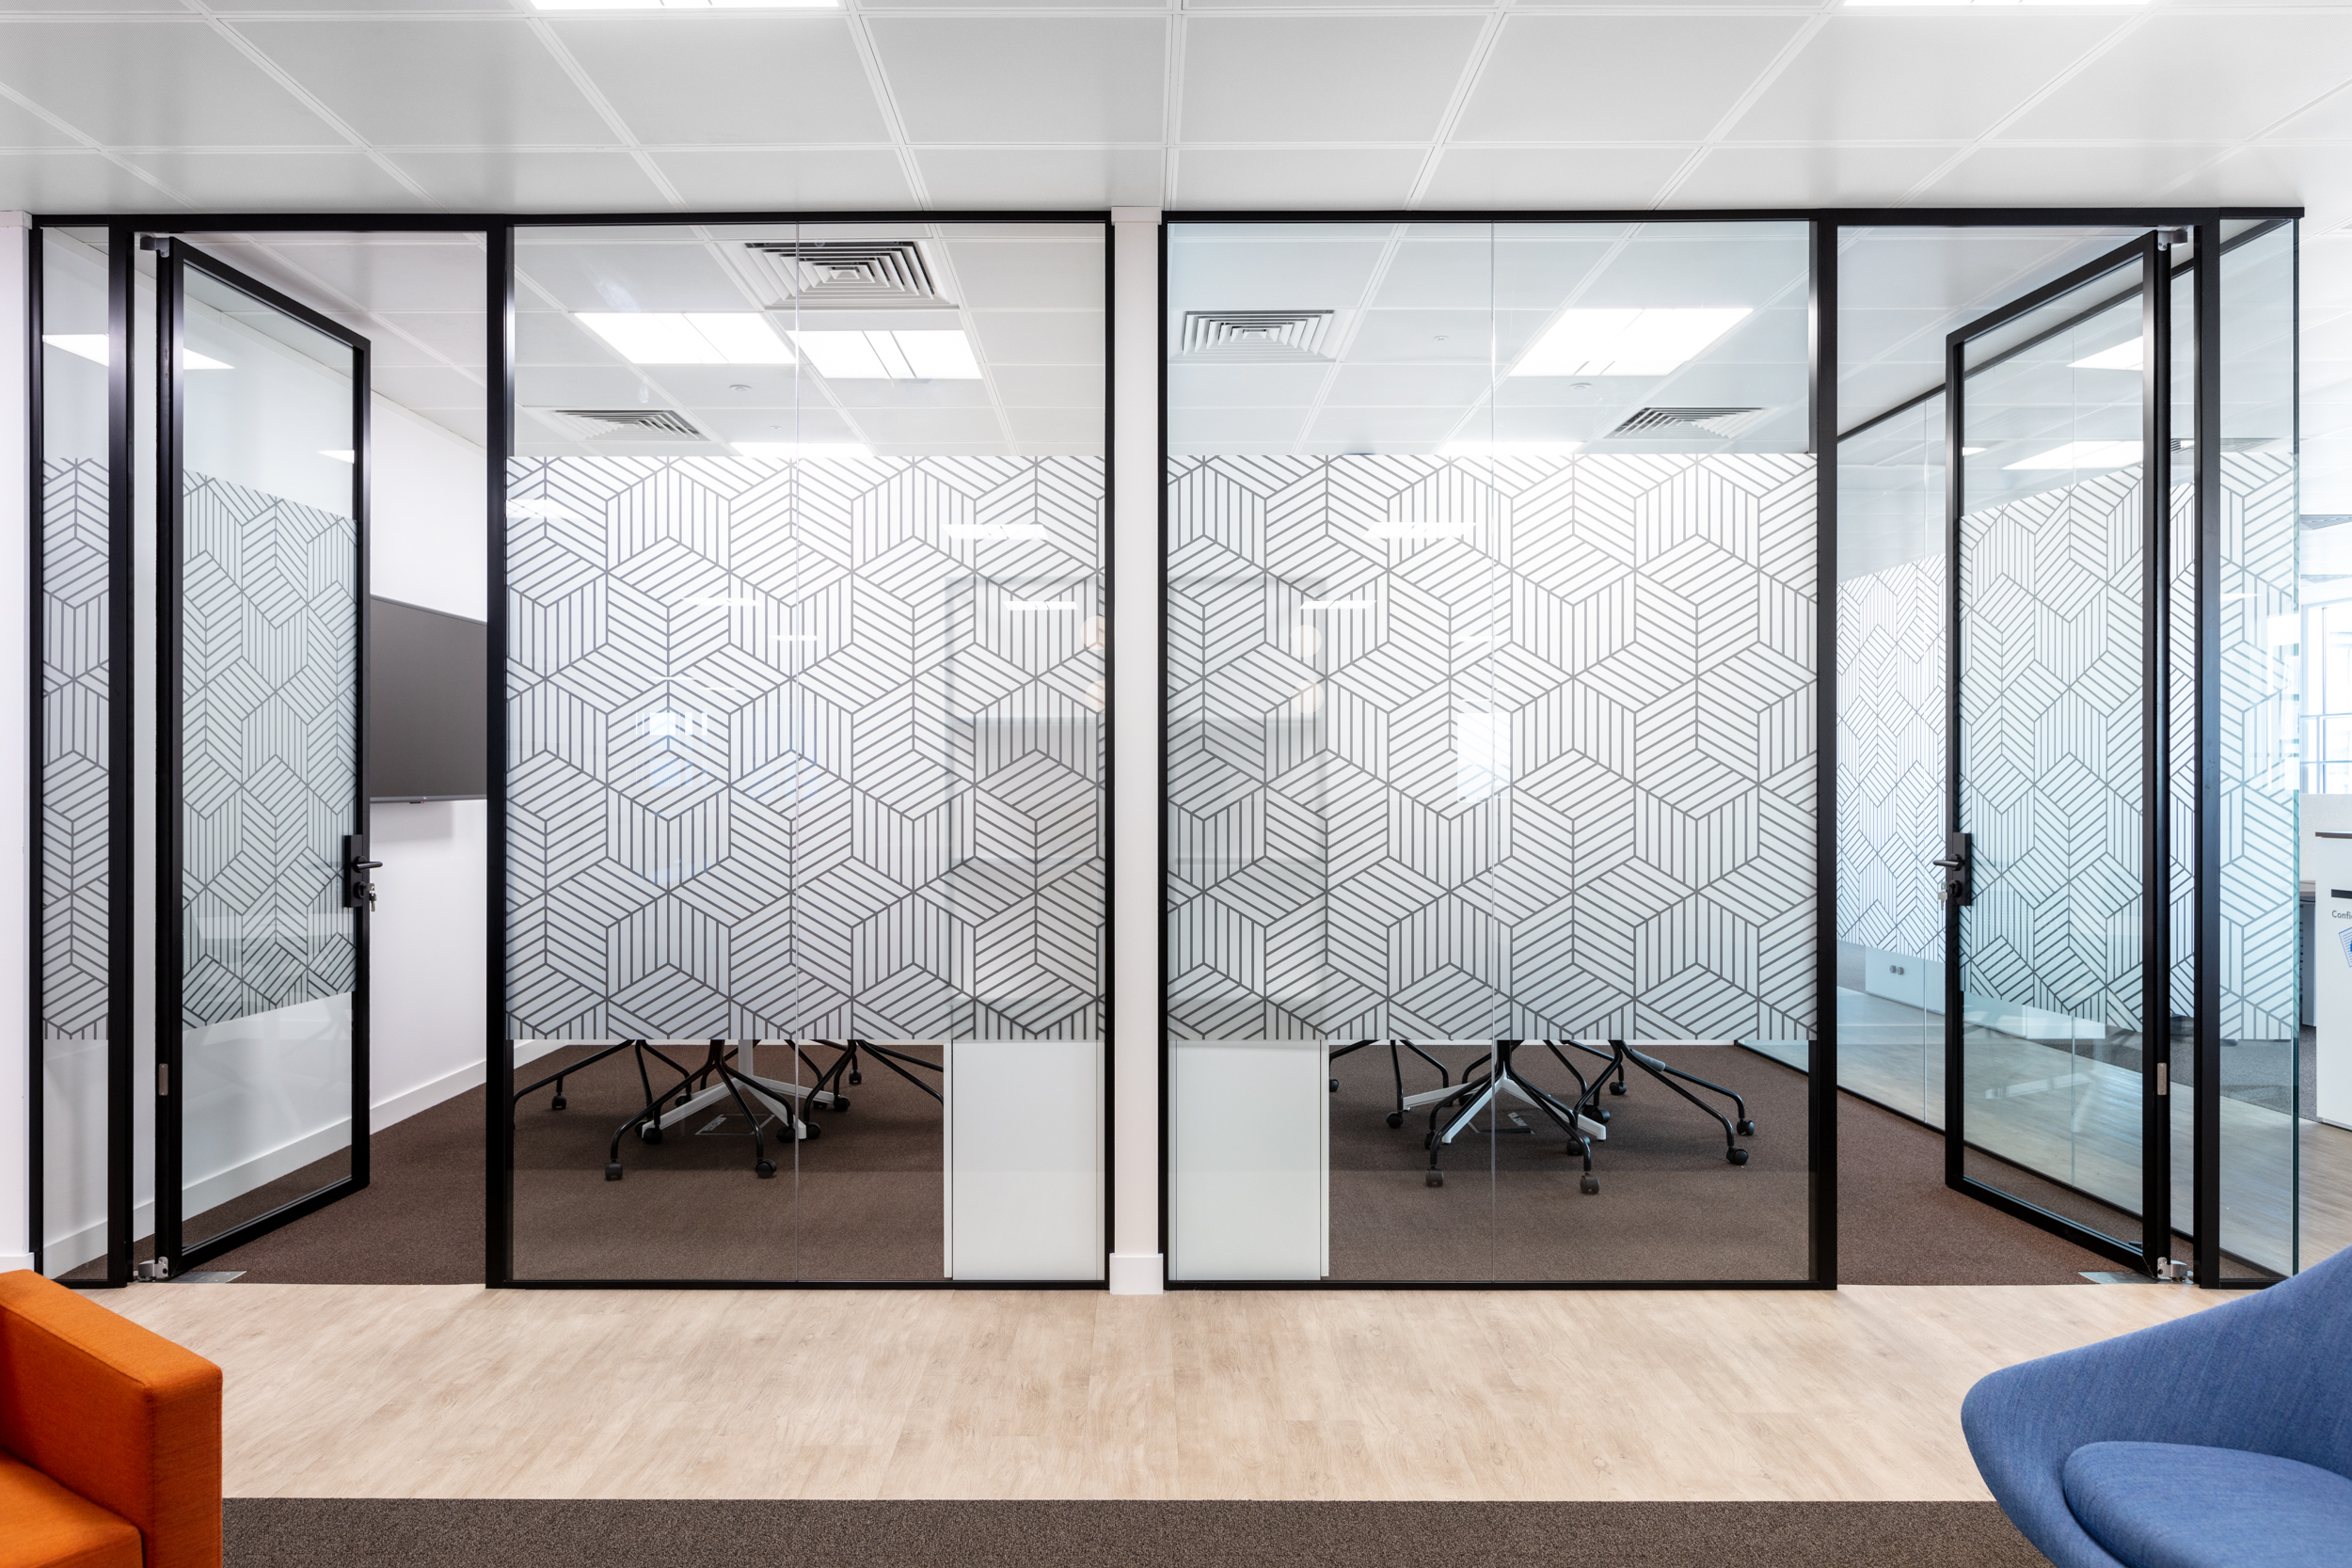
[2004,441,2143,470]
[1510,309,1750,377]
[578,312,795,365]
[732,441,873,461]
[44,334,230,370]
[788,329,982,381]
[532,0,837,10]
[2068,341,2144,371]
[1439,440,1582,457]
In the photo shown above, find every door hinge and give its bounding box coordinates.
[2156,1061,2169,1097]
[157,1062,169,1097]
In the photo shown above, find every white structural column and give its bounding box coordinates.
[1107,207,1164,1294]
[0,213,33,1272]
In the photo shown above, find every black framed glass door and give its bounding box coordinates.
[1943,233,2174,1272]
[154,239,373,1274]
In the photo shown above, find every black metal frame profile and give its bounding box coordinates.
[1152,212,1839,1291]
[151,237,374,1276]
[483,212,1118,1291]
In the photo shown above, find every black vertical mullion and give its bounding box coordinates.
[351,331,373,1196]
[103,227,134,1288]
[485,223,515,1289]
[2140,232,2173,1275]
[25,227,46,1278]
[1943,327,1966,1190]
[153,237,185,1272]
[2192,218,2224,1285]
[1809,218,1838,1289]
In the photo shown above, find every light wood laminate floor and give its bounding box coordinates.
[105,1281,2217,1503]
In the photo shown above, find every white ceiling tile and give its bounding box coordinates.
[366,312,488,371]
[0,90,81,148]
[913,148,1162,209]
[1666,146,1956,209]
[1007,407,1104,445]
[1416,148,1688,209]
[232,18,614,146]
[868,18,1165,144]
[516,239,749,313]
[1452,16,1806,143]
[1178,18,1484,143]
[1165,231,1390,311]
[970,310,1107,366]
[198,238,485,317]
[1836,228,2125,310]
[1915,145,2235,206]
[644,150,914,210]
[849,406,1006,444]
[1724,16,2124,144]
[2001,15,2352,142]
[518,365,644,407]
[2161,142,2347,213]
[1373,235,1614,310]
[1174,150,1423,210]
[1167,363,1329,409]
[116,150,425,209]
[1305,405,1461,445]
[371,364,486,418]
[2268,82,2352,141]
[940,237,1104,310]
[552,18,890,144]
[1324,363,1492,406]
[0,21,340,147]
[386,150,669,212]
[991,365,1104,405]
[0,150,179,210]
[1168,406,1308,446]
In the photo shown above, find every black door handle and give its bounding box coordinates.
[350,860,384,871]
[1931,857,1964,867]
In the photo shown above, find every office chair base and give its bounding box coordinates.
[1610,1081,1628,1095]
[1727,1148,1749,1165]
[1737,1118,1756,1135]
[1385,1112,1403,1129]
[755,1160,776,1179]
[639,1124,663,1144]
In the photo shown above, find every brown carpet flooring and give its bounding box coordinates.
[223,1499,2049,1568]
[199,1042,2112,1287]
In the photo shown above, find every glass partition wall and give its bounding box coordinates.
[1163,220,1827,1284]
[495,221,1109,1284]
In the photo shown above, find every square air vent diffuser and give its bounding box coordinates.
[551,408,705,440]
[1179,309,1334,361]
[739,241,943,307]
[1611,406,1767,438]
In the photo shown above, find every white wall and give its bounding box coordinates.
[367,396,487,1132]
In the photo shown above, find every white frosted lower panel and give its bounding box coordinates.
[181,991,353,1224]
[41,1037,110,1275]
[1171,1039,1323,1281]
[949,1037,1104,1281]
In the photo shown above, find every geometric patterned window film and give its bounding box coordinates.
[41,456,111,1042]
[1167,452,1820,1045]
[1836,551,1945,970]
[179,472,359,1030]
[2219,453,2298,1046]
[504,454,1105,1043]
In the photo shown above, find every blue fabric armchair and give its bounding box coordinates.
[1962,1244,2352,1568]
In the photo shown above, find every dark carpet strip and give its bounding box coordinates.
[225,1499,2048,1568]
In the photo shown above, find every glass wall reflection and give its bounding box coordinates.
[502,222,1108,1283]
[1165,220,1819,1283]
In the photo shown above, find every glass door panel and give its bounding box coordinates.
[1947,235,2169,1264]
[158,242,370,1270]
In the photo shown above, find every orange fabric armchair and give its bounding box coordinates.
[0,1271,221,1568]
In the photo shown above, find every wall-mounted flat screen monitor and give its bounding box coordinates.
[370,596,485,801]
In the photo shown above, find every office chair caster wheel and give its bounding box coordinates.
[1590,1107,1611,1124]
[550,1094,566,1111]
[803,1121,820,1140]
[832,1097,850,1113]
[849,1071,862,1085]
[604,1163,623,1180]
[1727,1148,1749,1165]
[1581,1174,1599,1196]
[755,1160,776,1179]
[1385,1112,1403,1129]
[638,1124,662,1145]
[1610,1081,1628,1096]
[1737,1118,1756,1136]
[1426,1170,1444,1188]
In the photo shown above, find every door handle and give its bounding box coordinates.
[1936,832,1973,906]
[1931,857,1964,867]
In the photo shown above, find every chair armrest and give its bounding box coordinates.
[0,1271,222,1568]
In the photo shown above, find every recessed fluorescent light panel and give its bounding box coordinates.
[532,0,836,9]
[44,334,230,371]
[733,441,873,461]
[788,330,982,381]
[578,312,795,365]
[2004,441,2143,471]
[1510,309,1750,377]
[2068,341,2143,372]
[1439,440,1583,458]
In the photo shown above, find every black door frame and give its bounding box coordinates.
[1941,232,2175,1274]
[151,236,373,1276]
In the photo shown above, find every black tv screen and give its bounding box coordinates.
[370,596,486,801]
